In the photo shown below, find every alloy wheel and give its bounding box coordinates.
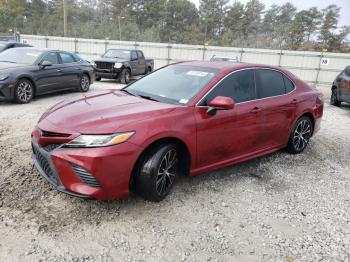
[293,119,312,151]
[125,71,130,83]
[156,149,178,196]
[81,75,90,91]
[17,81,33,103]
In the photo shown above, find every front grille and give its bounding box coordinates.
[41,129,70,138]
[95,62,114,70]
[32,144,60,186]
[71,164,101,188]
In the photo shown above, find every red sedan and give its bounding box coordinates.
[31,62,324,201]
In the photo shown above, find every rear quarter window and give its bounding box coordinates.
[283,75,295,93]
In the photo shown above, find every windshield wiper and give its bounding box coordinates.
[138,95,159,102]
[121,89,135,96]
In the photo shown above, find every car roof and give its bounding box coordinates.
[8,47,60,52]
[176,61,284,72]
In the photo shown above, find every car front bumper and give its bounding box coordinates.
[31,128,142,200]
[95,68,122,79]
[0,82,15,102]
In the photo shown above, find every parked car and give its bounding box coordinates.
[31,62,323,201]
[331,65,350,106]
[210,55,239,62]
[93,49,154,84]
[0,41,31,53]
[0,47,95,103]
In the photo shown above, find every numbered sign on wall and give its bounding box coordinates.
[321,58,330,66]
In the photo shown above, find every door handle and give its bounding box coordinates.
[251,107,262,113]
[291,99,298,105]
[56,69,62,72]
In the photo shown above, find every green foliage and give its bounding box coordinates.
[0,0,348,52]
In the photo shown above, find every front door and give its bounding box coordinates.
[195,69,259,168]
[35,52,63,94]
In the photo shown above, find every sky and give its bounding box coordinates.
[189,0,350,27]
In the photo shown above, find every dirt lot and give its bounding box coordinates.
[0,81,349,262]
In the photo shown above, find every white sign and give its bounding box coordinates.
[321,58,330,66]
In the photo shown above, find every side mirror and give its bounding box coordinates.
[40,60,53,68]
[207,96,235,116]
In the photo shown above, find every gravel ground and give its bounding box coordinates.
[0,81,349,262]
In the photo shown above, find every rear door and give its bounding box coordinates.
[137,50,146,75]
[58,52,81,89]
[129,50,139,76]
[252,69,296,150]
[35,52,63,94]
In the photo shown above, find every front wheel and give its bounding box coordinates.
[133,144,180,202]
[120,69,131,84]
[79,74,90,92]
[330,88,341,106]
[286,116,313,154]
[14,79,34,104]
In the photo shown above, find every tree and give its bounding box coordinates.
[242,0,264,47]
[199,0,229,44]
[221,2,244,46]
[319,5,340,45]
[162,0,199,43]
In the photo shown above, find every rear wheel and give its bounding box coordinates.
[330,87,341,106]
[287,116,313,154]
[145,66,152,75]
[79,74,90,92]
[133,144,180,202]
[120,68,131,84]
[14,79,34,104]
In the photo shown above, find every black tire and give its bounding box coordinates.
[133,143,180,202]
[286,116,313,154]
[330,87,341,106]
[14,79,34,104]
[79,74,90,92]
[120,68,131,84]
[145,66,152,75]
[95,76,102,81]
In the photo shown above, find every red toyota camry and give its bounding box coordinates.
[31,61,323,201]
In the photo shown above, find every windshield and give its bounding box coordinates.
[0,48,42,64]
[103,49,130,59]
[125,65,219,105]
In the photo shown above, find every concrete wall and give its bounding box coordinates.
[22,34,350,86]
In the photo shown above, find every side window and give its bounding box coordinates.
[283,75,295,93]
[256,69,285,99]
[201,70,256,105]
[137,51,144,59]
[42,52,58,64]
[59,52,75,64]
[131,51,138,60]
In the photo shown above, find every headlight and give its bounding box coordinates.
[0,74,9,81]
[91,61,96,67]
[114,63,123,69]
[64,132,135,148]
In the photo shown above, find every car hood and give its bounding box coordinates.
[40,90,178,134]
[93,57,127,63]
[0,62,29,70]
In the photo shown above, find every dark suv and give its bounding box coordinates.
[331,66,350,106]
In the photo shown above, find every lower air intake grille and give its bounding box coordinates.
[71,164,101,188]
[33,144,60,186]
